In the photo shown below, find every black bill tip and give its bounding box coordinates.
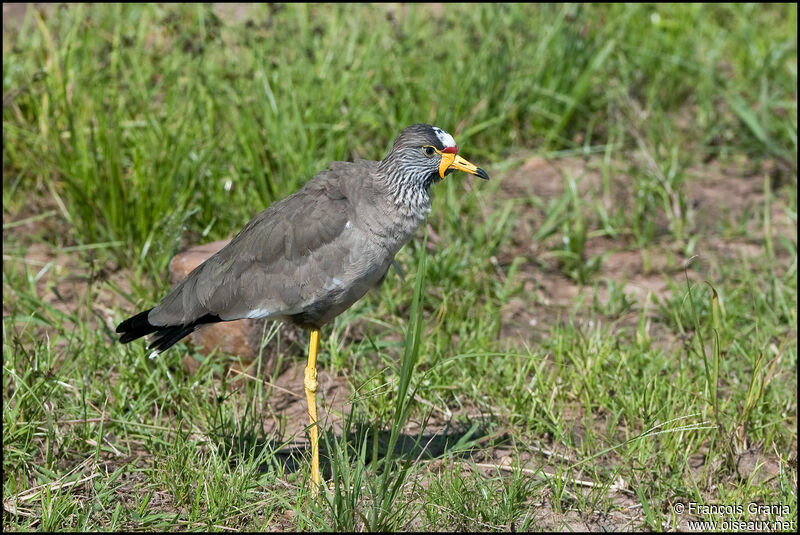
[475,167,490,181]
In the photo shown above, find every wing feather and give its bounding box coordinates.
[148,168,356,326]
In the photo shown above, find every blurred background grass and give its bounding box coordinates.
[4,3,795,270]
[3,3,797,531]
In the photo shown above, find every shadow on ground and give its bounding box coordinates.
[210,418,493,477]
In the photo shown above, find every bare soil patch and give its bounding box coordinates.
[495,152,795,349]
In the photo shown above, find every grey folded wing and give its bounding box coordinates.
[147,177,353,327]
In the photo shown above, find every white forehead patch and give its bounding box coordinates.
[432,126,456,149]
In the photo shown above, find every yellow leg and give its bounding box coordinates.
[304,329,321,495]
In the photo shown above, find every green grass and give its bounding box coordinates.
[3,3,797,532]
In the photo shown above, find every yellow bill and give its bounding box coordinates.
[438,150,490,180]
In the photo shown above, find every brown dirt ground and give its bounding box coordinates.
[495,153,794,350]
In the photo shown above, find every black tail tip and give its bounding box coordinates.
[116,308,156,343]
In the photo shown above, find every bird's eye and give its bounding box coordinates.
[422,146,436,158]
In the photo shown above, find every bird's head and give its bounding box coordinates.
[380,124,489,192]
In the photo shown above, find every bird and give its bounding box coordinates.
[115,123,489,493]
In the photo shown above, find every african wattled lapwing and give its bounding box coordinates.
[116,124,489,493]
